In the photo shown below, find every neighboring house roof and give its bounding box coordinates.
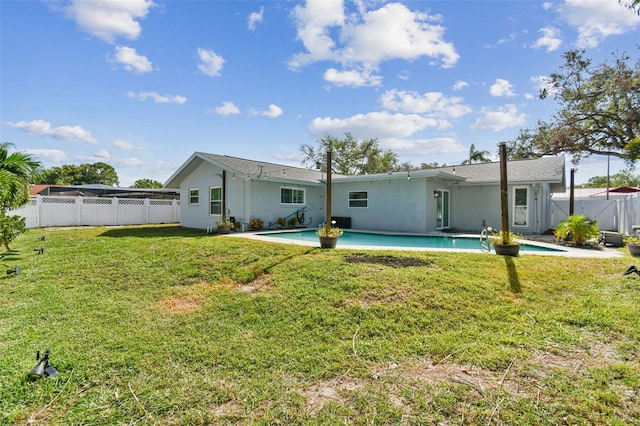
[165,152,566,191]
[553,186,640,200]
[30,184,180,199]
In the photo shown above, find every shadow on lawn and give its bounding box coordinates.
[504,256,521,293]
[97,225,202,239]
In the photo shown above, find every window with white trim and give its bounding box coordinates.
[348,191,368,208]
[281,187,304,205]
[189,188,199,205]
[513,186,528,227]
[210,186,222,215]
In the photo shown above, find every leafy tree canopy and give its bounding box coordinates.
[1,142,42,211]
[578,169,640,188]
[505,49,640,166]
[300,133,399,175]
[131,179,163,189]
[40,162,119,186]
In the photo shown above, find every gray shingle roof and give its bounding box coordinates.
[197,152,325,183]
[438,156,565,185]
[166,152,565,190]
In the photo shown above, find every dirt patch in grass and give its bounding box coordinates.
[302,373,364,415]
[345,253,433,268]
[302,342,635,416]
[161,295,202,313]
[235,273,273,293]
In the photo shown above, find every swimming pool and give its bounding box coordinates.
[257,230,565,253]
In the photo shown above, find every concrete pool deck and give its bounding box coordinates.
[226,229,623,258]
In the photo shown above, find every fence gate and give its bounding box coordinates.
[550,198,618,231]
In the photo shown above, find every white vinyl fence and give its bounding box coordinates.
[11,196,180,228]
[550,192,639,235]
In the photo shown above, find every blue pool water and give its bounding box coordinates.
[258,230,564,252]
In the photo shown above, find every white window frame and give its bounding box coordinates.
[512,186,529,228]
[189,188,199,205]
[348,191,368,208]
[209,186,222,216]
[280,187,305,205]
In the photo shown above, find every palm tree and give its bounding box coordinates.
[461,144,491,164]
[1,142,42,250]
[0,142,41,210]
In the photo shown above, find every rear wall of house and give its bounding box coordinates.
[331,179,430,233]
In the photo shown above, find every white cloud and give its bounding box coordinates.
[4,119,98,144]
[63,0,155,43]
[289,0,345,68]
[489,79,515,97]
[471,104,527,132]
[289,1,459,83]
[109,46,153,73]
[113,140,135,150]
[22,149,68,163]
[94,149,111,159]
[453,80,468,91]
[542,2,553,10]
[214,101,240,116]
[559,0,640,48]
[111,157,144,167]
[248,6,264,31]
[384,137,467,156]
[340,3,459,67]
[259,104,283,118]
[379,89,472,119]
[532,27,562,52]
[197,48,225,77]
[323,68,382,87]
[127,91,187,104]
[309,111,441,139]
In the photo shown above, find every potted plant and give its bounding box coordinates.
[316,220,343,248]
[288,216,298,228]
[488,227,520,256]
[233,221,242,232]
[250,218,264,231]
[216,219,233,234]
[554,215,599,246]
[625,235,640,257]
[277,217,287,228]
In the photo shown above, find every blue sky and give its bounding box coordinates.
[1,0,638,187]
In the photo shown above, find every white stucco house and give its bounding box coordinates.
[164,152,566,234]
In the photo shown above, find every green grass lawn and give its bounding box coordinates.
[1,225,639,425]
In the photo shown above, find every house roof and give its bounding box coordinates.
[437,156,566,186]
[553,186,640,199]
[30,184,180,199]
[165,152,326,188]
[165,152,566,191]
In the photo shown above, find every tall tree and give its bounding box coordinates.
[521,49,640,166]
[40,162,119,186]
[461,143,491,164]
[0,143,42,250]
[131,179,163,189]
[300,133,399,175]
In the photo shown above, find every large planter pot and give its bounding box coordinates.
[493,243,520,257]
[319,236,338,249]
[629,243,640,257]
[217,225,231,235]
